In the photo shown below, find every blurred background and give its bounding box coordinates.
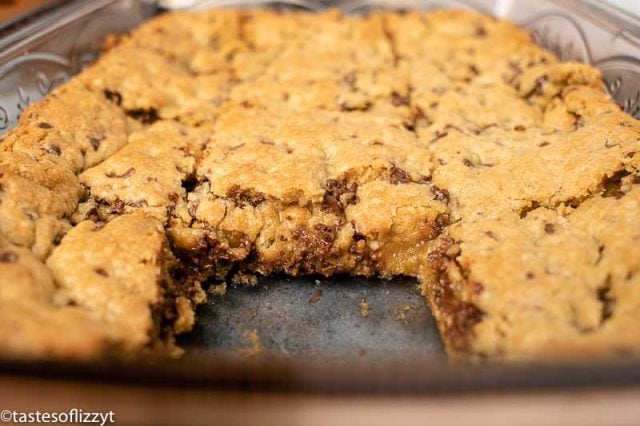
[0,0,639,23]
[607,0,639,15]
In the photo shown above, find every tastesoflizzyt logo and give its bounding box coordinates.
[1,409,115,425]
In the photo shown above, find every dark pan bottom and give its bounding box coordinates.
[178,275,445,361]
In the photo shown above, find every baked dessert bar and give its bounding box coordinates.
[0,213,204,358]
[0,8,638,361]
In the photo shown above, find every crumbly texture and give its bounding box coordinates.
[0,8,638,361]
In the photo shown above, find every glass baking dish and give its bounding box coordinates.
[1,0,639,394]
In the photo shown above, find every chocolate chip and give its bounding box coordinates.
[503,61,523,85]
[182,174,198,193]
[485,230,498,241]
[37,122,53,129]
[402,122,416,132]
[165,192,180,219]
[112,198,125,214]
[412,106,431,125]
[431,185,450,204]
[526,271,535,280]
[103,89,122,106]
[472,123,497,135]
[475,25,487,37]
[538,141,550,147]
[596,244,605,265]
[95,268,109,277]
[425,213,450,240]
[391,91,410,107]
[80,184,92,201]
[106,167,135,179]
[597,277,615,323]
[403,106,432,133]
[519,201,540,219]
[544,223,555,234]
[529,76,548,98]
[0,251,18,263]
[52,231,65,245]
[85,207,100,223]
[89,136,104,150]
[514,125,526,132]
[389,165,411,184]
[322,178,358,213]
[227,184,266,207]
[428,130,448,144]
[126,108,159,125]
[570,112,585,131]
[47,144,61,156]
[340,101,372,112]
[463,158,474,167]
[601,170,630,199]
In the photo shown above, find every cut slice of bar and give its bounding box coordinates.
[76,120,211,225]
[419,70,640,360]
[0,238,111,359]
[0,151,80,259]
[1,79,129,174]
[46,213,205,355]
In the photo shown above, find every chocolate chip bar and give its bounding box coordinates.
[0,8,638,361]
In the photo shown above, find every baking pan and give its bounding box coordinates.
[1,0,640,393]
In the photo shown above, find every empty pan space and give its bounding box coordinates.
[179,276,445,361]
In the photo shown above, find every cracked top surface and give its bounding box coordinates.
[0,8,638,361]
